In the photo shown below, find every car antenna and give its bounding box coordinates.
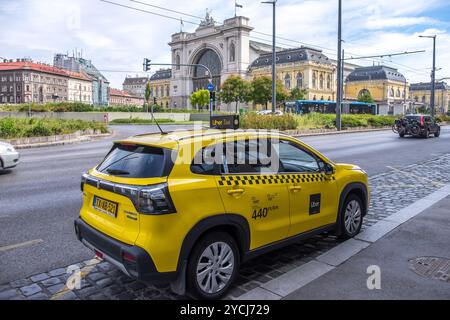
[150,105,168,135]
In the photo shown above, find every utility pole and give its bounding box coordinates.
[419,35,436,116]
[336,0,342,131]
[262,0,277,113]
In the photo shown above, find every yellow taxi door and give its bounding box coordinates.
[215,138,290,250]
[274,139,338,237]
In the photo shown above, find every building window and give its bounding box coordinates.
[422,96,426,103]
[327,74,331,90]
[166,85,170,97]
[390,88,395,97]
[229,42,236,62]
[312,72,317,88]
[313,95,316,100]
[176,54,181,70]
[284,74,291,89]
[414,96,418,102]
[396,89,401,97]
[296,72,303,88]
[319,74,324,89]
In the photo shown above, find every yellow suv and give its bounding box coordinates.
[74,129,369,299]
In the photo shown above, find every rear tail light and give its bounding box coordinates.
[420,116,425,126]
[80,174,176,215]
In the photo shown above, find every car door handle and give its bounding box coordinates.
[227,189,245,195]
[289,185,302,192]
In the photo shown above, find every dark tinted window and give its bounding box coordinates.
[191,144,220,175]
[275,140,321,173]
[225,139,275,174]
[97,144,168,178]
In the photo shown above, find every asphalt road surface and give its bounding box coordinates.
[1,125,449,283]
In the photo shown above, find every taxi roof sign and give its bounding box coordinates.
[210,115,240,130]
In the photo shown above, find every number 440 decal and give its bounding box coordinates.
[252,206,279,220]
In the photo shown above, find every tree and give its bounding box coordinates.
[276,80,289,105]
[219,75,251,113]
[358,91,375,103]
[250,76,272,110]
[190,90,210,110]
[289,87,308,101]
[144,82,152,112]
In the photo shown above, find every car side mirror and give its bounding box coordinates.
[324,163,335,175]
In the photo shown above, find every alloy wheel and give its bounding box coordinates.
[344,200,362,235]
[196,241,235,294]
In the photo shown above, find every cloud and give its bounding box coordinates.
[0,0,449,87]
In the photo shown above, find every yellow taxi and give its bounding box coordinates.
[74,128,369,299]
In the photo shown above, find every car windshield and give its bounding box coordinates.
[97,144,168,178]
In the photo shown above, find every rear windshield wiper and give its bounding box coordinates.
[106,169,130,176]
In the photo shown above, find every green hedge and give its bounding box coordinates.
[110,118,175,125]
[241,112,398,130]
[0,117,108,139]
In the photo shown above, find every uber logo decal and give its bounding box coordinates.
[309,194,321,215]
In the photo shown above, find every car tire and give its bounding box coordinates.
[422,129,430,139]
[435,128,440,138]
[186,231,240,300]
[399,132,405,138]
[338,194,364,240]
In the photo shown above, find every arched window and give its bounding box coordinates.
[327,74,331,89]
[422,96,426,103]
[193,49,222,90]
[296,72,303,88]
[229,42,236,62]
[166,85,170,97]
[390,88,395,97]
[284,74,291,89]
[319,74,324,89]
[328,96,331,101]
[396,89,401,97]
[312,72,317,88]
[175,54,181,70]
[358,89,371,99]
[313,95,317,100]
[320,96,324,100]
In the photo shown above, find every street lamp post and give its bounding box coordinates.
[336,0,343,131]
[419,35,437,116]
[262,0,277,113]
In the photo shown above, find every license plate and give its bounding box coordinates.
[93,196,118,218]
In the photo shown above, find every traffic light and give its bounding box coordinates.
[153,97,157,105]
[143,58,151,72]
[210,91,216,102]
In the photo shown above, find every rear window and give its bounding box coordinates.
[97,144,173,178]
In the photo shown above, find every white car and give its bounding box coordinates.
[256,110,284,116]
[0,141,19,170]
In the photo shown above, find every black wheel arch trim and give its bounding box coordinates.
[338,182,368,219]
[177,214,250,272]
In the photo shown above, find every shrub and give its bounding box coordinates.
[0,117,108,139]
[241,113,298,131]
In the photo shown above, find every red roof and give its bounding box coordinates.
[110,88,140,98]
[64,70,91,81]
[0,61,69,77]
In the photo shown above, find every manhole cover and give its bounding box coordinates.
[409,257,450,283]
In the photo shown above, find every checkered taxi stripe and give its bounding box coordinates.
[217,173,336,186]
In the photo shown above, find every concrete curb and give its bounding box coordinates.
[236,183,450,300]
[13,132,113,149]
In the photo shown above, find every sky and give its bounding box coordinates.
[1,0,450,88]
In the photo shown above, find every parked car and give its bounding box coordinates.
[392,114,440,138]
[75,130,369,299]
[256,110,284,116]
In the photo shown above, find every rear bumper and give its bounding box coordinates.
[74,217,177,284]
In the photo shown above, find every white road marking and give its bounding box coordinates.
[0,239,43,253]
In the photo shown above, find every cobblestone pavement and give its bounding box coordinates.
[1,154,450,300]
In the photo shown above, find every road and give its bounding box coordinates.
[1,125,449,283]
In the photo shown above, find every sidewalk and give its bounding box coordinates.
[284,196,450,300]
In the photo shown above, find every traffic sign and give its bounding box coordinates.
[207,82,214,92]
